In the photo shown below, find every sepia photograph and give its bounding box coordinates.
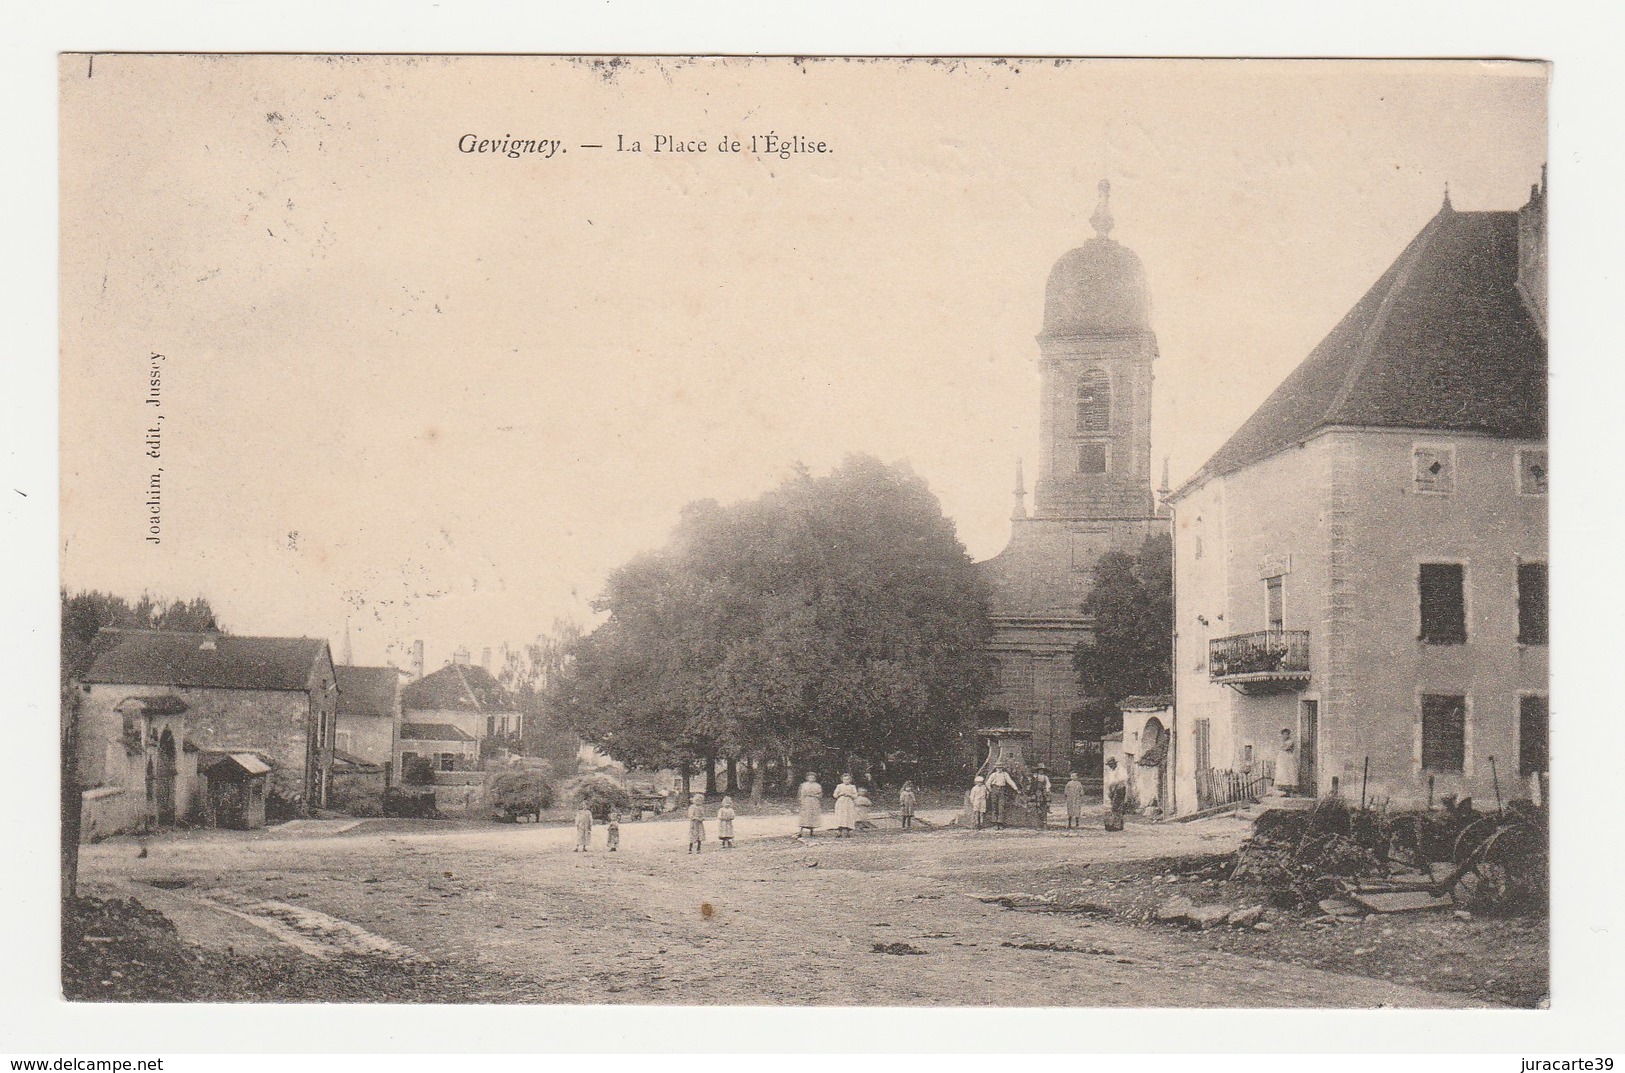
[55,54,1549,1011]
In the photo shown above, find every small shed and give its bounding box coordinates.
[201,752,271,829]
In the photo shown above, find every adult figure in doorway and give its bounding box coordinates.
[1275,728,1299,795]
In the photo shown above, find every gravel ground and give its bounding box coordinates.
[69,808,1534,1007]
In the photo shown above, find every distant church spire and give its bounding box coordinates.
[1442,181,1453,212]
[341,618,354,666]
[1159,455,1171,498]
[1089,178,1114,239]
[1011,458,1029,521]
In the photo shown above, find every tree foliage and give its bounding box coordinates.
[1073,532,1173,727]
[61,589,222,686]
[497,619,586,771]
[549,455,994,779]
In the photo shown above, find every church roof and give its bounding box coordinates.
[82,629,331,691]
[1177,203,1546,494]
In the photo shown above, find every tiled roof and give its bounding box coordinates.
[1180,205,1546,493]
[82,629,331,692]
[335,665,401,719]
[399,722,477,743]
[401,662,517,713]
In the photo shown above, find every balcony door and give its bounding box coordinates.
[1298,700,1319,796]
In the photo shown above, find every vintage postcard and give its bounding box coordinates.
[58,55,1548,1008]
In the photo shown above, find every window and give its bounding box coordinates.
[486,715,496,737]
[335,731,352,754]
[1077,442,1108,474]
[440,753,456,772]
[1413,445,1456,494]
[1421,694,1467,773]
[1419,563,1467,644]
[1519,695,1549,776]
[1076,369,1111,434]
[1518,448,1548,496]
[1518,562,1548,645]
[1265,576,1284,631]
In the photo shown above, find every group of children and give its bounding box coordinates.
[570,795,741,853]
[967,768,1095,830]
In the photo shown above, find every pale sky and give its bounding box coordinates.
[59,56,1547,670]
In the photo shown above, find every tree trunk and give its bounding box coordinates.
[725,756,739,795]
[704,754,718,796]
[679,759,692,801]
[749,754,765,802]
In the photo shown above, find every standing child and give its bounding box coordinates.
[687,794,707,854]
[1064,771,1086,829]
[606,809,621,852]
[969,775,988,830]
[716,796,736,848]
[574,805,593,852]
[898,782,918,831]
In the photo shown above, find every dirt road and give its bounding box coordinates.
[78,811,1494,1007]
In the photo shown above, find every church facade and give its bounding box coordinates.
[977,182,1170,774]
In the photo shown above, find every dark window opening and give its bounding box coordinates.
[1078,442,1108,475]
[1419,563,1467,644]
[1421,694,1466,774]
[1518,562,1548,645]
[1519,695,1549,776]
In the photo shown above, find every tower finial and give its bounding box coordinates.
[1010,458,1029,521]
[1159,455,1171,497]
[1089,178,1114,238]
[1442,181,1453,212]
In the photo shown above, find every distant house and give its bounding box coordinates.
[74,628,338,837]
[332,665,401,811]
[334,665,401,769]
[1167,176,1547,815]
[396,722,479,781]
[400,658,522,752]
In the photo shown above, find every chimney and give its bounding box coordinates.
[481,647,493,672]
[453,646,471,666]
[411,640,425,681]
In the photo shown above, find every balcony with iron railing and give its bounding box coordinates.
[1208,630,1311,693]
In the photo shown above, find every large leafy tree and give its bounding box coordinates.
[497,618,586,771]
[1072,532,1173,735]
[549,455,993,785]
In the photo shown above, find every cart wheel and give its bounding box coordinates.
[1452,815,1498,865]
[1475,823,1545,913]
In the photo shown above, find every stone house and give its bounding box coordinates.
[400,656,522,753]
[332,665,401,811]
[1165,176,1547,815]
[74,628,338,836]
[977,180,1170,773]
[396,722,479,783]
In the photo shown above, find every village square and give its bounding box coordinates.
[59,153,1550,1008]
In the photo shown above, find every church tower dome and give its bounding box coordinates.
[1041,180,1151,337]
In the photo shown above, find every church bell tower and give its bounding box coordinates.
[1033,179,1159,520]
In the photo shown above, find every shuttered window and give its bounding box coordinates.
[1076,370,1111,433]
[1519,695,1549,776]
[1419,563,1467,644]
[1421,694,1466,773]
[1518,562,1548,645]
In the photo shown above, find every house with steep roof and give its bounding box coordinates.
[334,665,402,769]
[73,628,338,836]
[1165,175,1548,815]
[400,656,523,757]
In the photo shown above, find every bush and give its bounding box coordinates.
[488,768,555,821]
[401,755,436,786]
[383,786,438,819]
[560,772,631,820]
